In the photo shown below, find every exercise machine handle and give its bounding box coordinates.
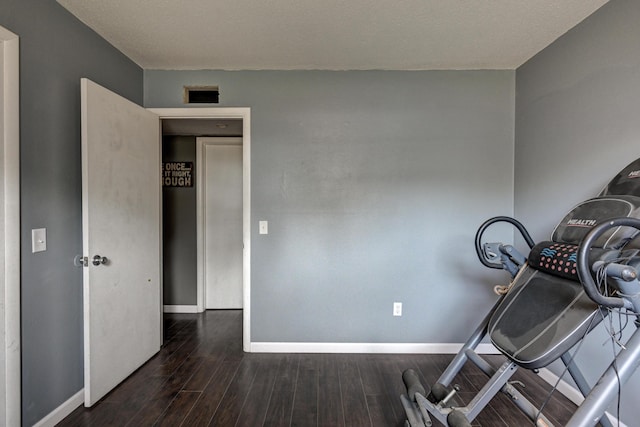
[474,216,535,269]
[592,260,638,282]
[577,218,640,309]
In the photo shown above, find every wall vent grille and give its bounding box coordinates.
[184,86,219,104]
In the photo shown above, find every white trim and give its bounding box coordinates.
[538,368,626,427]
[32,389,83,427]
[0,26,20,427]
[250,342,501,354]
[603,413,627,427]
[163,305,200,314]
[537,367,585,406]
[148,108,251,352]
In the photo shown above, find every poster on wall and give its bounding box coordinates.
[162,162,193,187]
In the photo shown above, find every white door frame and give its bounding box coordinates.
[149,108,251,352]
[197,137,243,310]
[0,25,21,427]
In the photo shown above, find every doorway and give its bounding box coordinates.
[151,108,252,352]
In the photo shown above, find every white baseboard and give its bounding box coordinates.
[538,368,626,427]
[537,368,584,406]
[33,389,83,427]
[249,342,501,354]
[163,305,201,313]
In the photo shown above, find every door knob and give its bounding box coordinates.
[92,255,108,266]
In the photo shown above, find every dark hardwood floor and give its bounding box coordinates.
[57,310,581,426]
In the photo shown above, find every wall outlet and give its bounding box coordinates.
[393,302,402,316]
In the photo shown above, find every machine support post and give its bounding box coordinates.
[561,353,613,427]
[437,297,504,386]
[465,361,517,421]
[566,327,640,427]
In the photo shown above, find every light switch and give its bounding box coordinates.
[32,228,47,253]
[259,220,268,235]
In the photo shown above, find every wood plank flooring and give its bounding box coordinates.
[57,310,582,426]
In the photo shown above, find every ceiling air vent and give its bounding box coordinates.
[184,86,219,104]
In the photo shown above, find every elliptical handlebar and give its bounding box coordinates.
[474,216,535,270]
[577,218,639,309]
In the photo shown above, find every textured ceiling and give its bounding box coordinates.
[57,0,609,70]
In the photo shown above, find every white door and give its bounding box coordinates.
[81,78,161,406]
[201,138,243,309]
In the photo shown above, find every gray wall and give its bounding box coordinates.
[146,70,516,343]
[0,0,143,424]
[162,135,197,305]
[515,0,640,423]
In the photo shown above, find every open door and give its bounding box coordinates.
[81,78,161,406]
